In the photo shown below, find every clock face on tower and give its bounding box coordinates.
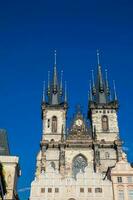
[75,119,83,126]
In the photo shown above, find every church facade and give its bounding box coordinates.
[30,52,133,200]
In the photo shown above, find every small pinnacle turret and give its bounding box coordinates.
[105,69,110,96]
[42,81,45,103]
[113,80,117,101]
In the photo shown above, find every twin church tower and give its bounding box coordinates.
[29,51,132,200]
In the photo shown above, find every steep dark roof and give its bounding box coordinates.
[0,129,10,156]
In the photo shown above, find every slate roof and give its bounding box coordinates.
[0,129,10,156]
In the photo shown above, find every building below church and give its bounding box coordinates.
[29,51,133,200]
[0,129,20,200]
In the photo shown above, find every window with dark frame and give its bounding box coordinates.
[117,177,122,183]
[55,188,59,193]
[41,188,45,193]
[95,188,102,193]
[80,188,84,193]
[48,188,52,193]
[88,188,92,193]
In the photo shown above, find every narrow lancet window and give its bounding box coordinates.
[102,115,109,131]
[52,116,57,132]
[48,119,50,128]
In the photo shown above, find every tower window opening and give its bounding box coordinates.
[52,116,57,133]
[48,119,50,128]
[102,115,109,131]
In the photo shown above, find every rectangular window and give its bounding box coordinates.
[41,188,45,193]
[128,190,133,200]
[128,176,133,183]
[48,188,52,193]
[80,188,84,193]
[117,177,122,183]
[55,188,59,193]
[88,188,92,193]
[95,188,102,193]
[118,190,124,200]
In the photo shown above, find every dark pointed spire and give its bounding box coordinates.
[90,50,108,104]
[88,51,119,112]
[96,50,104,92]
[89,80,93,101]
[91,69,96,95]
[47,71,50,96]
[42,81,45,102]
[64,81,67,102]
[53,50,58,93]
[60,70,63,96]
[105,69,110,96]
[113,80,117,101]
[45,50,68,106]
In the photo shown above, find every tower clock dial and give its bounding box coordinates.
[75,119,83,126]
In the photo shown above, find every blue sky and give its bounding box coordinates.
[0,0,133,199]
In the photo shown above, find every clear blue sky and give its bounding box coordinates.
[0,0,133,199]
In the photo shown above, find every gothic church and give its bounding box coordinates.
[30,52,133,200]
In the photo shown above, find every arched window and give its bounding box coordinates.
[102,115,109,131]
[52,116,57,132]
[72,154,87,178]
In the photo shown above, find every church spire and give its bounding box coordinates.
[89,80,93,101]
[91,69,96,95]
[88,50,119,108]
[113,80,117,101]
[59,70,63,96]
[88,50,115,105]
[42,81,45,103]
[64,81,67,103]
[45,50,68,106]
[97,50,104,92]
[53,50,58,93]
[105,69,110,96]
